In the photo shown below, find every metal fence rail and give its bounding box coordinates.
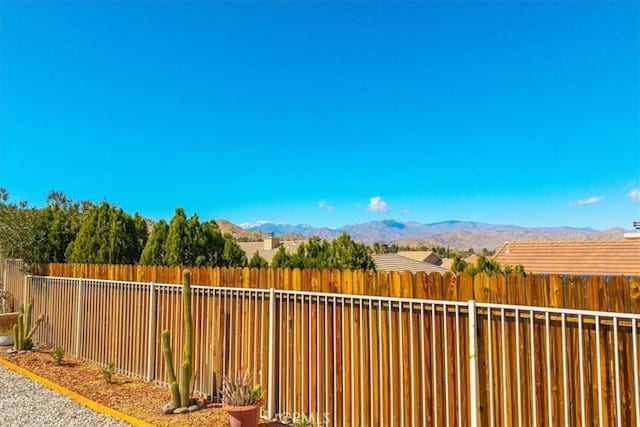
[476,302,640,427]
[25,276,272,402]
[272,289,474,426]
[15,275,640,426]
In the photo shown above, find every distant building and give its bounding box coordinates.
[396,251,443,265]
[493,231,640,276]
[238,237,303,264]
[263,235,279,251]
[371,253,448,274]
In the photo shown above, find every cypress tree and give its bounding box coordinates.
[270,246,290,268]
[199,221,225,266]
[133,213,149,261]
[221,234,247,267]
[164,208,189,266]
[140,220,169,265]
[107,209,138,264]
[184,214,202,266]
[67,201,139,264]
[248,251,268,268]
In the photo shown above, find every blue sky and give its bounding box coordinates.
[1,1,638,230]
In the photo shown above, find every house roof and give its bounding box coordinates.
[465,254,479,264]
[493,239,640,276]
[440,258,454,271]
[371,254,448,274]
[396,251,442,264]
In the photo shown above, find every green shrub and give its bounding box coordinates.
[102,361,116,384]
[51,346,65,365]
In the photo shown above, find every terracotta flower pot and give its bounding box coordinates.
[223,403,261,427]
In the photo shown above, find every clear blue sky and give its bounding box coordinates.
[1,1,638,230]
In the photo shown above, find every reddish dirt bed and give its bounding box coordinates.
[0,346,277,427]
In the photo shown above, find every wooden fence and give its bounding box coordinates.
[8,263,640,425]
[32,263,640,313]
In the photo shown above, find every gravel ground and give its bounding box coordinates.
[0,363,131,427]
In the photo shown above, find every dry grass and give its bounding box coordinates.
[0,346,278,427]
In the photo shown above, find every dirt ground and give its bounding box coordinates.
[0,346,278,427]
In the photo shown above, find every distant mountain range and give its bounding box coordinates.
[227,219,629,251]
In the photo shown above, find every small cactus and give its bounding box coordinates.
[161,330,180,407]
[102,361,116,384]
[51,346,65,365]
[162,270,194,409]
[13,302,43,351]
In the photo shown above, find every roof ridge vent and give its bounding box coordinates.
[623,221,640,239]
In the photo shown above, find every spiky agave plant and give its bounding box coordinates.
[221,370,262,407]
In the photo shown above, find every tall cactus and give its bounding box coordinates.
[161,330,180,407]
[13,302,44,351]
[181,268,193,407]
[162,269,194,408]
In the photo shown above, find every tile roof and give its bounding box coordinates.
[396,251,442,264]
[493,239,640,276]
[371,254,448,274]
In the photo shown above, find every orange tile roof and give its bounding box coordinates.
[493,239,640,276]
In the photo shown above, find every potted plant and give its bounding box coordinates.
[222,370,263,427]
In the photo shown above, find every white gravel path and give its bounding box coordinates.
[0,363,131,426]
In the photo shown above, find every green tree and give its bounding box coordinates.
[67,201,139,264]
[463,253,503,276]
[248,251,268,268]
[329,232,375,270]
[150,213,225,267]
[0,192,38,261]
[271,233,375,270]
[295,236,331,268]
[46,190,70,209]
[504,263,527,277]
[133,213,149,257]
[271,246,291,268]
[0,189,87,263]
[372,242,393,254]
[197,221,225,266]
[107,213,139,263]
[34,202,82,263]
[164,208,189,266]
[221,234,247,267]
[184,214,203,265]
[140,220,169,265]
[451,254,468,274]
